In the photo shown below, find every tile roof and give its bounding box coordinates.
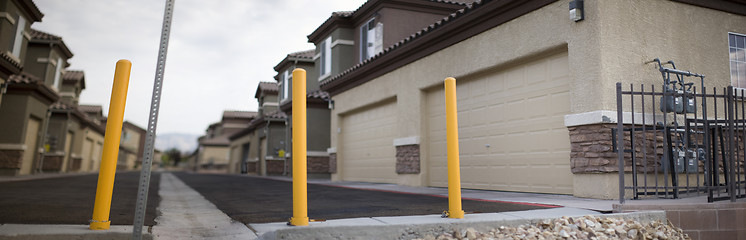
[307,89,330,100]
[62,70,84,81]
[0,52,22,70]
[308,1,468,42]
[222,110,257,119]
[8,72,42,84]
[288,49,315,60]
[264,110,287,120]
[321,0,485,88]
[28,28,73,58]
[29,28,62,41]
[78,105,102,113]
[255,82,278,98]
[258,82,278,93]
[199,135,230,146]
[50,101,75,110]
[274,49,316,72]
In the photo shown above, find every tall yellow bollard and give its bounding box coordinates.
[90,60,132,230]
[289,68,309,226]
[444,77,464,219]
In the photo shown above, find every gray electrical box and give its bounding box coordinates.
[662,148,700,173]
[660,90,695,114]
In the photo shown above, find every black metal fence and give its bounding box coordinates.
[615,61,745,203]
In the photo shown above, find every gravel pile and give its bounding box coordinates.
[413,215,690,240]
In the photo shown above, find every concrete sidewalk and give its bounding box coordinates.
[0,172,674,239]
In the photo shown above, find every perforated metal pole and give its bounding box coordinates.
[132,0,175,238]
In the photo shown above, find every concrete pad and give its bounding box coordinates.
[501,207,601,219]
[0,224,150,240]
[150,173,257,240]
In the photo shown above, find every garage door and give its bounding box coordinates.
[340,101,397,183]
[426,52,573,194]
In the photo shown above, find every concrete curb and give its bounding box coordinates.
[251,209,666,240]
[0,224,152,240]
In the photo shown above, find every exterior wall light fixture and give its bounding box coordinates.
[570,0,584,22]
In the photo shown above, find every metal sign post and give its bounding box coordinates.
[133,0,175,238]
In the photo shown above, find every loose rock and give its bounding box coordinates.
[412,215,689,240]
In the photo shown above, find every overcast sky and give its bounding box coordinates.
[32,0,367,135]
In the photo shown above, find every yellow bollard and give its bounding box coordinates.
[289,68,309,226]
[90,60,132,230]
[444,77,464,219]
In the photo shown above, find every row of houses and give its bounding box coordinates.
[192,0,745,199]
[0,0,155,176]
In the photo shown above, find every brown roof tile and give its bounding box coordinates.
[0,52,22,71]
[50,101,75,110]
[288,49,315,60]
[28,28,73,58]
[258,82,278,93]
[307,90,330,100]
[8,72,42,84]
[78,105,102,113]
[265,110,287,120]
[63,70,84,81]
[255,82,278,98]
[29,28,62,41]
[222,110,257,119]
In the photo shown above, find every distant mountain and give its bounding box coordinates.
[156,133,200,153]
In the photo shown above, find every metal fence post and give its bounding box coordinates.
[616,82,625,204]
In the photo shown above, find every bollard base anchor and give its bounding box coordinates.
[445,210,465,219]
[289,217,309,226]
[89,219,111,230]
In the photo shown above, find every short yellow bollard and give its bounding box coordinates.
[444,77,464,219]
[90,60,132,230]
[289,68,309,226]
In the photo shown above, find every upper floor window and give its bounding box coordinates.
[320,36,332,78]
[359,18,383,62]
[360,18,375,61]
[11,15,26,58]
[52,57,63,90]
[731,33,746,88]
[280,70,291,101]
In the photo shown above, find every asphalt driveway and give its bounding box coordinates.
[0,171,160,226]
[173,172,553,224]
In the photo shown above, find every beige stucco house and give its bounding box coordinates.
[198,110,255,172]
[318,0,746,199]
[228,82,286,175]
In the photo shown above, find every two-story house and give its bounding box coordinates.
[44,70,104,173]
[319,0,746,199]
[300,0,469,183]
[274,49,331,178]
[228,82,286,175]
[0,0,43,107]
[197,110,255,172]
[0,0,52,176]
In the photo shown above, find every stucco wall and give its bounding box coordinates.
[328,0,746,189]
[199,146,229,166]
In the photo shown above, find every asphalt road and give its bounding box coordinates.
[0,171,160,226]
[173,172,551,224]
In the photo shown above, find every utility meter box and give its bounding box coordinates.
[660,90,695,114]
[662,148,699,173]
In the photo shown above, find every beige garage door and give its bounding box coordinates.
[340,101,397,183]
[426,52,573,194]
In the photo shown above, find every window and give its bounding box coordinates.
[731,33,746,88]
[11,15,26,58]
[280,70,291,101]
[360,18,375,61]
[320,36,332,77]
[359,18,383,62]
[52,57,63,90]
